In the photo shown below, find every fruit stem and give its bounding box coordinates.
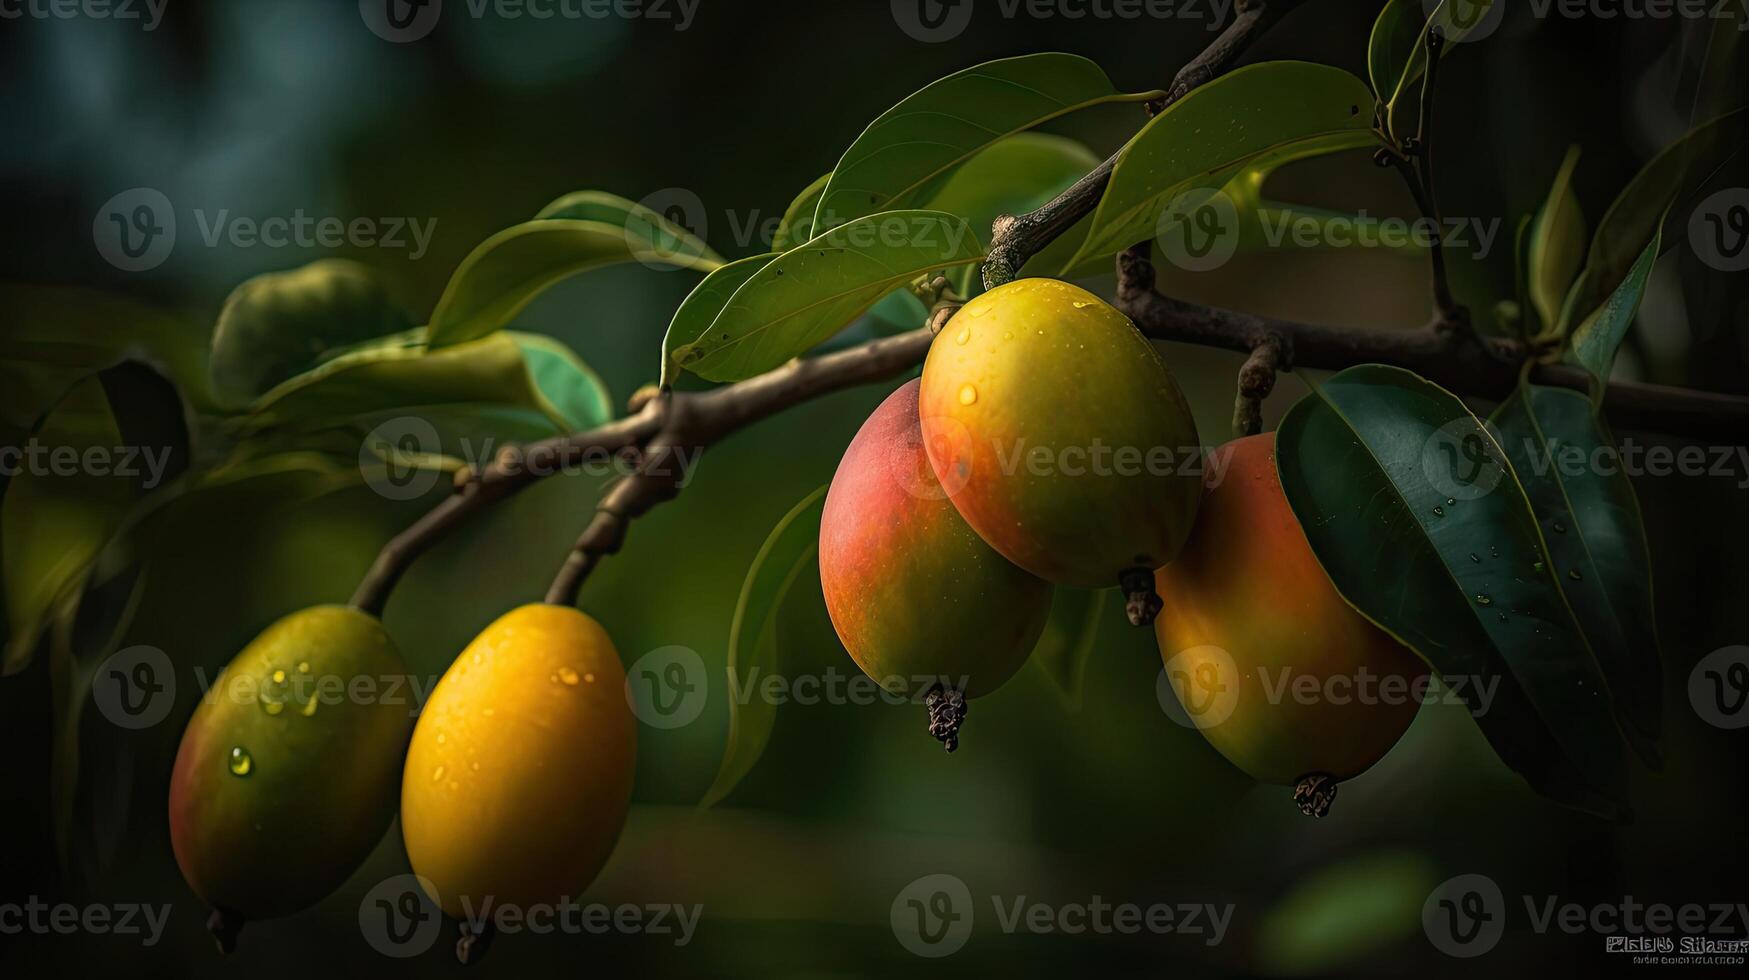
[925,685,968,753]
[1293,773,1339,818]
[456,920,496,965]
[206,907,244,954]
[1119,568,1163,627]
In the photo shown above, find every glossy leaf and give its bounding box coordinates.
[243,330,607,434]
[814,53,1161,234]
[1367,0,1424,102]
[428,218,723,349]
[533,189,718,266]
[1028,588,1108,706]
[672,211,981,382]
[1380,0,1500,134]
[659,253,777,387]
[772,174,830,253]
[700,487,827,809]
[1566,230,1660,385]
[1491,383,1661,763]
[1527,146,1586,335]
[208,259,413,408]
[1560,109,1745,332]
[1276,365,1627,817]
[1070,62,1378,268]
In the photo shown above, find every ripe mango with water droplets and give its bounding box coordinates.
[919,279,1201,609]
[169,605,414,932]
[401,604,635,919]
[1154,434,1423,814]
[820,379,1052,750]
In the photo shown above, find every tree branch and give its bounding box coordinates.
[979,0,1297,290]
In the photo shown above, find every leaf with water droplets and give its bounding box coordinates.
[1277,365,1630,818]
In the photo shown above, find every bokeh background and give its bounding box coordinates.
[2,0,1746,976]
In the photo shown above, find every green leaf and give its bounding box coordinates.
[1276,365,1627,817]
[508,331,615,431]
[533,189,719,267]
[1490,383,1661,764]
[672,211,982,382]
[1527,146,1586,336]
[1070,62,1380,269]
[428,218,724,349]
[208,259,414,408]
[1560,109,1745,332]
[1565,229,1661,385]
[242,331,594,434]
[1367,0,1424,103]
[700,487,827,809]
[772,174,831,253]
[1027,588,1108,706]
[814,53,1162,235]
[659,253,777,387]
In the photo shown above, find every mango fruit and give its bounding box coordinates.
[820,379,1052,750]
[1154,434,1424,815]
[919,279,1200,622]
[401,603,635,923]
[169,605,414,945]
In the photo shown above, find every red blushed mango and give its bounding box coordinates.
[1155,434,1423,813]
[919,279,1201,594]
[820,379,1051,701]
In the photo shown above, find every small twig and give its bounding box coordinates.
[1234,335,1285,438]
[980,0,1292,289]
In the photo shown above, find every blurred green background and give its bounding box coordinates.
[2,1,1746,976]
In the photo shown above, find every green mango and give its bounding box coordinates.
[169,605,414,944]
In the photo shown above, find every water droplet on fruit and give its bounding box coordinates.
[436,733,447,745]
[228,747,253,777]
[558,667,580,686]
[1072,301,1090,309]
[432,765,446,782]
[271,669,287,684]
[1445,497,1456,506]
[958,384,978,406]
[296,661,310,674]
[584,672,596,684]
[262,700,284,717]
[955,326,971,345]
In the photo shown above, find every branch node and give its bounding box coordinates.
[1293,773,1339,817]
[1233,335,1284,437]
[928,304,961,336]
[925,685,968,752]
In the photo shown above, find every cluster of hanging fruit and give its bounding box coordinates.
[169,603,634,959]
[819,279,1423,815]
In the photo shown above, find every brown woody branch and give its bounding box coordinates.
[350,0,1749,617]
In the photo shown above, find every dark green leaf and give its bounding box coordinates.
[1380,0,1501,135]
[1070,62,1379,268]
[814,53,1161,234]
[1566,230,1661,384]
[533,189,718,267]
[1527,146,1586,335]
[1276,365,1627,817]
[672,211,981,382]
[508,331,615,431]
[1367,0,1424,103]
[1491,383,1661,763]
[660,253,777,387]
[1560,109,1745,332]
[428,218,723,349]
[208,259,413,408]
[700,487,827,809]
